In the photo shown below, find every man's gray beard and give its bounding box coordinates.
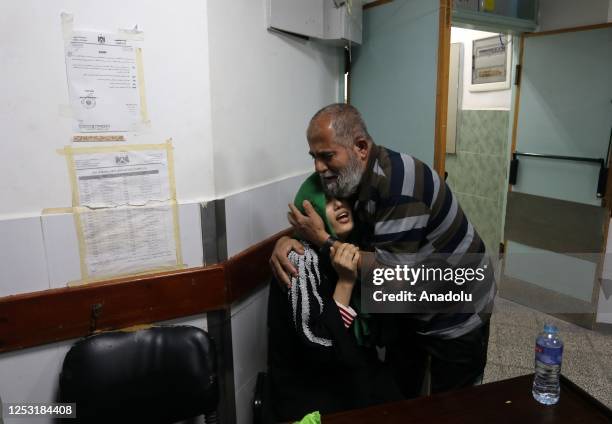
[321,153,363,198]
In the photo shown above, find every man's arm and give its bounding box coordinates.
[271,200,342,287]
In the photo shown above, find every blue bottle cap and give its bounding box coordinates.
[544,324,559,334]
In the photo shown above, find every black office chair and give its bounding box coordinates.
[59,325,218,424]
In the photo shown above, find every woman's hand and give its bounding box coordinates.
[330,243,360,283]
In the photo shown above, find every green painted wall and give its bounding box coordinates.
[446,110,510,253]
[350,0,440,166]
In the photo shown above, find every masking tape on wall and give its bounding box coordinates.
[118,26,145,42]
[59,141,184,285]
[58,146,82,207]
[67,264,187,287]
[58,142,167,156]
[42,207,74,215]
[60,12,74,42]
[165,141,184,266]
[135,47,151,127]
[72,206,90,282]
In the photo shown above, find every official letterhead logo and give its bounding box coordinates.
[115,155,130,165]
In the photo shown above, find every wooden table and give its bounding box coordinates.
[324,374,612,423]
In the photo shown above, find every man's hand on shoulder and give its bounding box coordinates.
[269,236,304,288]
[287,200,329,247]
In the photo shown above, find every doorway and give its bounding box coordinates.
[445,27,515,256]
[499,25,612,328]
[444,23,612,329]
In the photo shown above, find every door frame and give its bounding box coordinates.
[433,0,452,176]
[506,22,612,328]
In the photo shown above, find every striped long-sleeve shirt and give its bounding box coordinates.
[355,145,495,338]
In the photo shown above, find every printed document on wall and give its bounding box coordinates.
[64,30,147,132]
[78,205,178,278]
[73,148,170,208]
[62,143,182,281]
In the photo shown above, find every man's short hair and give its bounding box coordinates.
[307,103,372,148]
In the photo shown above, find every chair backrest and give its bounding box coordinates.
[59,325,218,423]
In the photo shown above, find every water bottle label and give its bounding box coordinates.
[535,343,563,365]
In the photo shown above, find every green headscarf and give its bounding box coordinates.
[293,172,336,237]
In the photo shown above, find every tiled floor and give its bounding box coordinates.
[485,297,612,408]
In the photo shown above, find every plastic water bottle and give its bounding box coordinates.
[532,324,563,405]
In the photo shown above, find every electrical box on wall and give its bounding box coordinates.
[267,0,362,45]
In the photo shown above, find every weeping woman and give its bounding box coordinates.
[266,173,401,422]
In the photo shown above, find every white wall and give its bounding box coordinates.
[0,0,341,289]
[206,2,342,422]
[450,27,512,110]
[207,0,341,198]
[1,2,343,423]
[538,0,611,32]
[0,0,215,220]
[0,1,214,303]
[0,0,215,297]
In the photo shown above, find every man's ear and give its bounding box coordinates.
[353,137,370,161]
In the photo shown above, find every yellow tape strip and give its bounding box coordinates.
[67,264,186,287]
[72,206,90,281]
[42,207,74,215]
[59,144,88,279]
[165,139,177,200]
[135,47,150,126]
[170,200,184,267]
[58,143,166,155]
[166,140,183,266]
[61,146,81,207]
[60,12,74,42]
[117,27,144,42]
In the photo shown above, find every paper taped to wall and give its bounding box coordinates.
[60,142,183,282]
[75,204,179,278]
[64,29,148,132]
[72,147,171,208]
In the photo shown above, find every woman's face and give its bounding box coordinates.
[325,198,353,240]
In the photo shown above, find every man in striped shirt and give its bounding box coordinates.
[271,103,495,398]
